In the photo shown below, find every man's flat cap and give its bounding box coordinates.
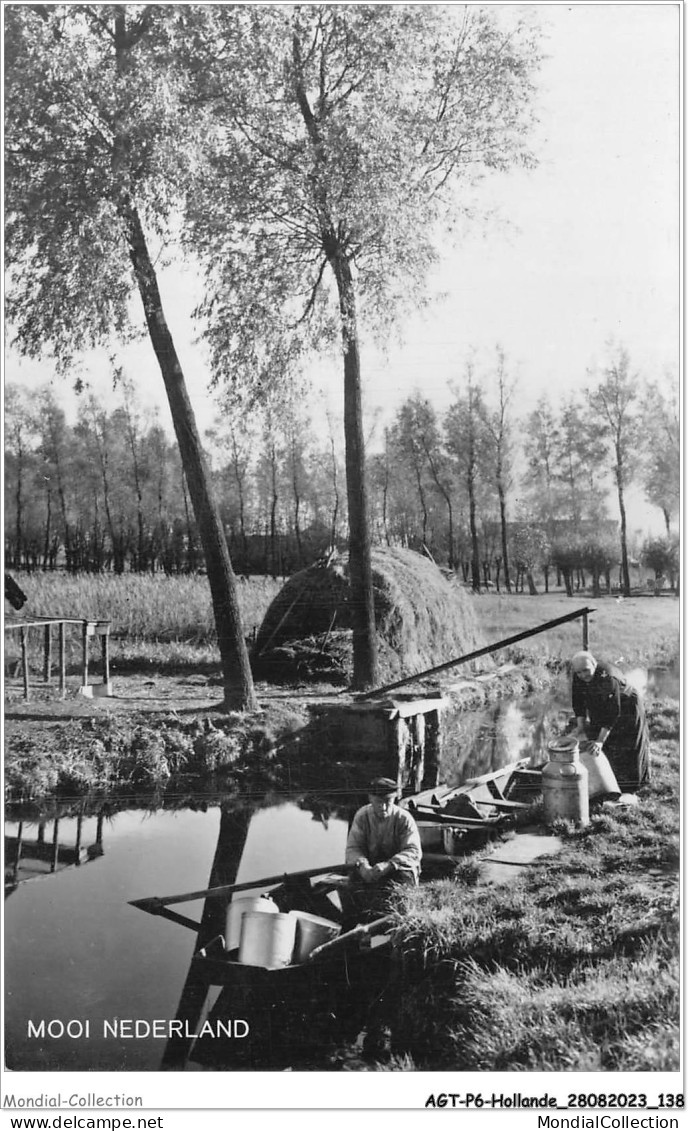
[368,777,398,797]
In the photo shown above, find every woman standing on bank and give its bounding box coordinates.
[571,650,651,791]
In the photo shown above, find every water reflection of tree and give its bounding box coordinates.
[161,805,253,1069]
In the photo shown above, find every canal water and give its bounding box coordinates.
[4,666,677,1072]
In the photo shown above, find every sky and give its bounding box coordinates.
[4,3,680,534]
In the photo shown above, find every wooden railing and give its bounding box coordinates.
[357,606,595,701]
[4,617,112,701]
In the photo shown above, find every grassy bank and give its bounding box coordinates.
[371,699,680,1073]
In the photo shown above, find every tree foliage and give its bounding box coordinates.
[184,5,542,387]
[586,346,644,596]
[641,377,680,533]
[181,3,542,684]
[5,4,257,708]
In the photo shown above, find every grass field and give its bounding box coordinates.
[471,589,680,668]
[6,572,680,674]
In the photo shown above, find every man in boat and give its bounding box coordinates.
[342,777,422,924]
[571,650,651,791]
[340,778,421,1058]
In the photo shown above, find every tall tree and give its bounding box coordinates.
[4,5,256,708]
[484,347,516,592]
[641,376,680,534]
[446,364,488,592]
[185,4,541,687]
[4,386,36,569]
[556,397,607,530]
[390,397,434,552]
[522,396,559,532]
[586,347,644,597]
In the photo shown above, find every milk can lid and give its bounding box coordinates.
[547,735,579,759]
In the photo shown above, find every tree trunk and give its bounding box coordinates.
[497,481,511,592]
[291,40,376,689]
[291,444,303,567]
[468,475,481,593]
[446,500,454,571]
[230,436,249,574]
[121,203,257,710]
[14,446,23,571]
[414,462,429,548]
[616,453,632,597]
[425,451,454,571]
[42,483,52,570]
[269,445,279,580]
[328,432,340,550]
[330,252,378,689]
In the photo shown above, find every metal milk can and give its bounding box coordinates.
[542,736,590,827]
[579,742,621,799]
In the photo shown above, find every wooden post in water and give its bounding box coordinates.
[101,627,110,686]
[51,818,60,873]
[411,713,426,793]
[388,717,408,794]
[59,622,66,698]
[75,810,84,866]
[81,621,89,691]
[12,821,24,883]
[43,623,52,685]
[20,627,30,701]
[423,709,442,790]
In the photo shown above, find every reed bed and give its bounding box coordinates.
[15,571,281,640]
[4,574,282,677]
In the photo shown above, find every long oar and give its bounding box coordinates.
[307,915,396,963]
[130,862,352,917]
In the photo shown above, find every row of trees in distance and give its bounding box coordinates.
[5,345,678,596]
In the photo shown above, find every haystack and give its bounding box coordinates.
[252,547,487,686]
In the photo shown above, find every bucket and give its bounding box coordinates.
[579,744,621,800]
[238,911,297,968]
[543,737,589,827]
[291,912,341,963]
[225,894,279,951]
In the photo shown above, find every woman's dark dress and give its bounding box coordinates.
[572,660,651,790]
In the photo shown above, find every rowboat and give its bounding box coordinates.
[401,758,542,855]
[130,864,396,1068]
[131,764,542,1068]
[131,863,394,984]
[132,761,542,980]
